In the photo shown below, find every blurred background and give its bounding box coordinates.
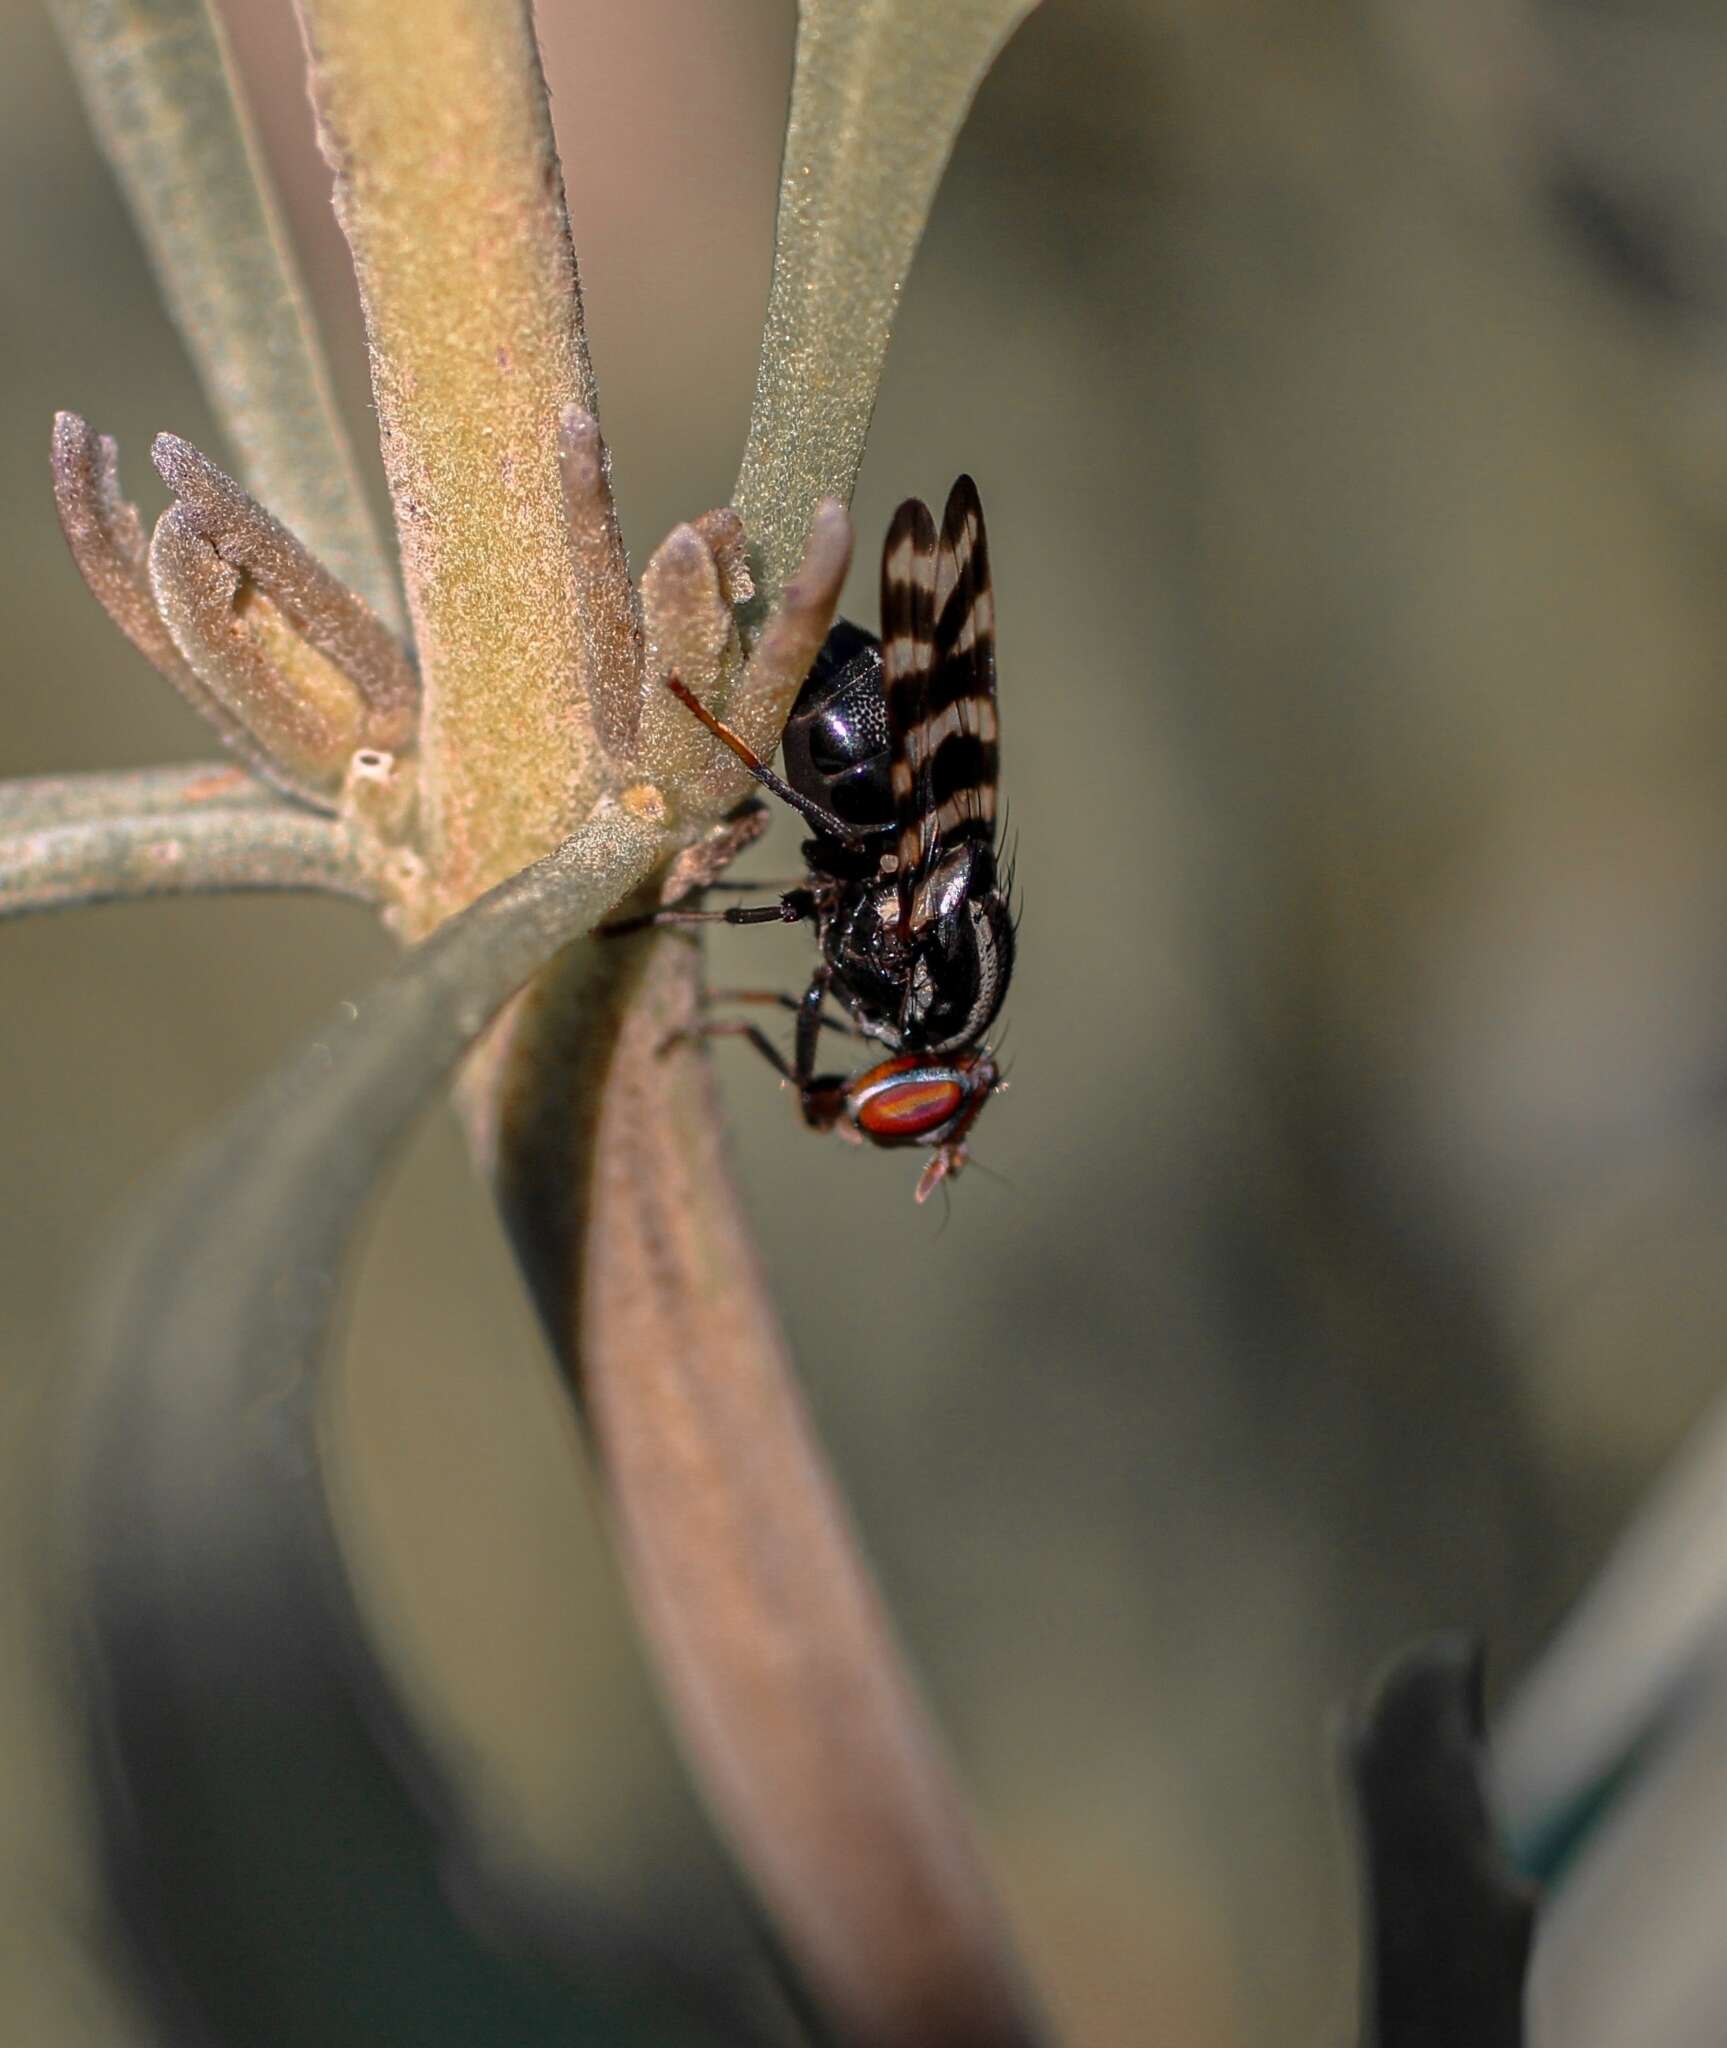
[7,0,1727,2042]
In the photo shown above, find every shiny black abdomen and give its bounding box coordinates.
[780,621,893,878]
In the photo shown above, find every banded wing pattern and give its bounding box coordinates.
[625,474,1014,1198]
[882,478,1001,938]
[880,495,938,935]
[926,475,999,870]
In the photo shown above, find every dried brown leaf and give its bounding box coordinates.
[692,508,754,612]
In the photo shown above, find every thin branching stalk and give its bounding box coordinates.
[47,0,398,625]
[297,0,601,913]
[0,802,368,920]
[0,761,267,832]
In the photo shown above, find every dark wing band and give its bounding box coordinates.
[880,495,939,932]
[897,476,1000,939]
[928,474,998,859]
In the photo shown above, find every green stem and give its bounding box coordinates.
[0,803,369,920]
[0,761,272,832]
[298,0,602,913]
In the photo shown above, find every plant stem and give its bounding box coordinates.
[0,762,269,832]
[298,0,602,915]
[0,803,368,919]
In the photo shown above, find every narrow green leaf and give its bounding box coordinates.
[734,0,1041,604]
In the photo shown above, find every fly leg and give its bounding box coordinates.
[660,983,851,1069]
[599,887,818,937]
[704,988,867,1040]
[670,1020,795,1083]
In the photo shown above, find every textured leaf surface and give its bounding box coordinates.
[734,0,1042,604]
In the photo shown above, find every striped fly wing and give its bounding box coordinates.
[900,474,1000,940]
[880,495,939,931]
[927,475,998,866]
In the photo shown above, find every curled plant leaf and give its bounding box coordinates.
[55,411,340,807]
[692,507,755,613]
[149,506,373,808]
[46,0,399,623]
[725,497,853,760]
[54,414,413,815]
[153,434,418,744]
[51,410,194,690]
[65,808,744,2045]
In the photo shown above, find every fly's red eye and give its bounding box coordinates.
[855,1074,965,1142]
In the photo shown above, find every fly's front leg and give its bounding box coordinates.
[705,988,867,1040]
[600,887,818,937]
[672,1021,795,1084]
[793,966,836,1118]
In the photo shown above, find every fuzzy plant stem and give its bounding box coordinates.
[296,0,601,914]
[0,802,367,920]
